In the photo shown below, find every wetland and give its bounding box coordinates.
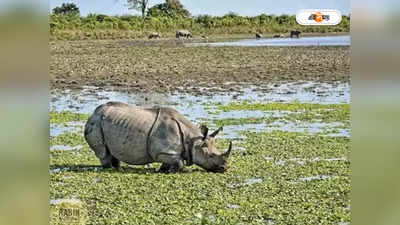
[50,38,350,225]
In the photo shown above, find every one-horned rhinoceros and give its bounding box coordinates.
[176,29,192,39]
[84,102,232,173]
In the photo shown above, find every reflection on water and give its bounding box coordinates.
[186,35,350,47]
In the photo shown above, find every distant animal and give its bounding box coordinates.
[290,30,301,38]
[273,34,285,38]
[148,32,161,39]
[84,102,232,173]
[176,29,192,39]
[255,33,263,39]
[201,35,209,42]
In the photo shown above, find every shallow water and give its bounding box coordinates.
[222,120,348,138]
[50,82,349,114]
[50,81,350,142]
[50,121,83,137]
[50,198,82,205]
[298,175,333,182]
[50,145,83,151]
[186,35,350,47]
[264,157,348,166]
[243,178,263,185]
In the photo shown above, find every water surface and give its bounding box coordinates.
[187,35,350,47]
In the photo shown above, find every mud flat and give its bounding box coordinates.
[50,40,350,93]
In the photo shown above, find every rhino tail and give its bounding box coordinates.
[84,105,108,160]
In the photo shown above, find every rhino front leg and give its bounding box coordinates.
[158,163,170,173]
[156,154,184,173]
[99,151,120,170]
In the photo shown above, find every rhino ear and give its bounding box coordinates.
[210,127,223,138]
[200,124,209,139]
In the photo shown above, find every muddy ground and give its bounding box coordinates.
[50,40,350,94]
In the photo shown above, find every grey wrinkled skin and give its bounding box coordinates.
[290,30,301,38]
[176,29,192,39]
[84,102,232,173]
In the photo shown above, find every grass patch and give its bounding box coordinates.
[50,130,349,224]
[50,111,90,124]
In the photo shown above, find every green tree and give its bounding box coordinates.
[127,0,149,18]
[52,3,80,16]
[147,0,190,18]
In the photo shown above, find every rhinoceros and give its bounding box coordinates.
[290,30,301,38]
[84,102,232,173]
[255,33,263,39]
[273,34,285,38]
[148,32,161,39]
[176,29,192,39]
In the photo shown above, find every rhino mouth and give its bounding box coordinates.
[207,166,227,173]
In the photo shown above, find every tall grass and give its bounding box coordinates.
[50,13,350,40]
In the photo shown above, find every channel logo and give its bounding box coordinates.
[296,9,342,25]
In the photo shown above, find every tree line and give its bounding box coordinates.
[50,1,350,40]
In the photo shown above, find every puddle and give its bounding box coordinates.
[50,145,83,151]
[50,198,82,205]
[243,178,263,185]
[313,157,347,162]
[226,204,240,209]
[229,178,263,188]
[50,166,100,174]
[265,121,349,137]
[50,122,83,137]
[265,157,347,166]
[186,35,350,47]
[298,175,333,182]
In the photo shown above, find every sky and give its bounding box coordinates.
[50,0,350,16]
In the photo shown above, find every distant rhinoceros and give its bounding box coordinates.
[273,34,285,38]
[176,29,192,39]
[148,32,161,39]
[290,30,301,38]
[84,102,232,173]
[255,33,263,39]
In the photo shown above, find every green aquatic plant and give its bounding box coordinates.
[50,111,90,124]
[50,125,350,224]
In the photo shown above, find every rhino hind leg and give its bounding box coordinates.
[99,147,120,169]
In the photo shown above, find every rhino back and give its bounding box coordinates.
[177,29,190,34]
[101,102,157,165]
[161,107,202,138]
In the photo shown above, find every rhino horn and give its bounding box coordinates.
[223,141,232,157]
[210,127,223,137]
[200,124,209,140]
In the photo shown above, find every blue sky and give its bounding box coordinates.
[50,0,350,16]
